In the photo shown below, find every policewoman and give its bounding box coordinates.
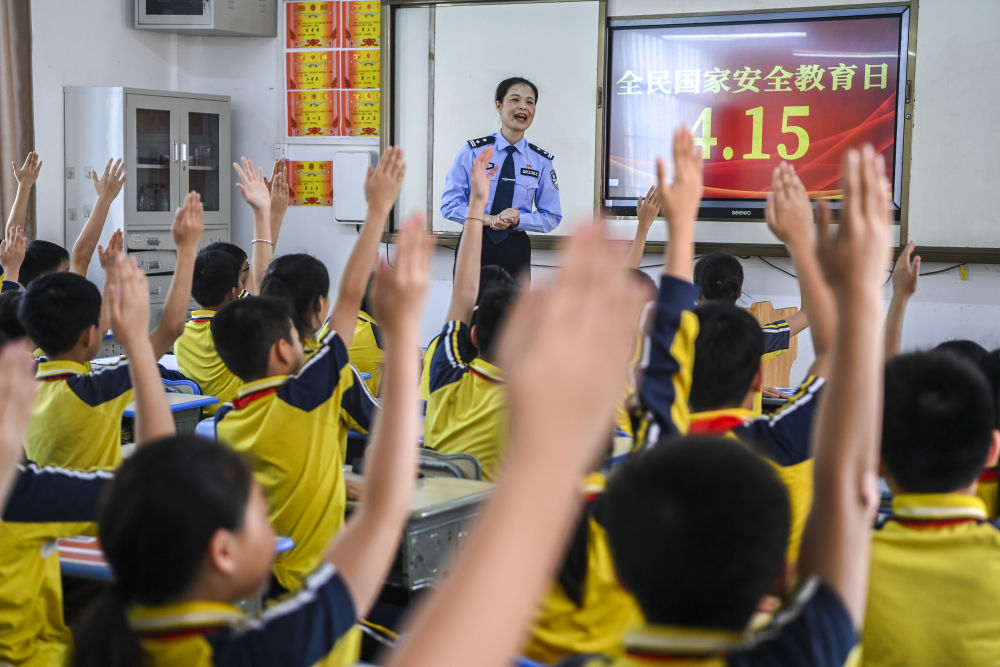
[441,77,562,279]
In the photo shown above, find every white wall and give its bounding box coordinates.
[30,0,1000,382]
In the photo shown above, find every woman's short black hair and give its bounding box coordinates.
[495,77,538,104]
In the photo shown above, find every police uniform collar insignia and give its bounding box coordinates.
[467,135,497,149]
[528,142,555,160]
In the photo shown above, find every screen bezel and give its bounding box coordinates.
[602,5,911,222]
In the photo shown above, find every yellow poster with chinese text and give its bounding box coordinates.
[286,2,339,48]
[286,51,339,90]
[342,90,380,136]
[287,91,340,137]
[289,161,333,206]
[343,49,380,89]
[343,1,380,48]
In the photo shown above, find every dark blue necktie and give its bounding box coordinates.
[486,145,517,244]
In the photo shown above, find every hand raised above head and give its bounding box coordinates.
[11,152,42,187]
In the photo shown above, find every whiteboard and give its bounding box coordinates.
[391,1,602,236]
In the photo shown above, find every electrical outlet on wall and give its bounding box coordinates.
[273,143,289,161]
[65,167,75,180]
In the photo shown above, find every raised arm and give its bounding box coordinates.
[323,212,429,616]
[386,223,644,667]
[447,146,498,323]
[266,160,290,252]
[106,254,174,445]
[659,126,703,281]
[233,157,272,296]
[0,225,27,286]
[5,153,41,236]
[0,341,36,511]
[626,185,660,269]
[884,241,919,359]
[799,145,891,627]
[766,163,834,377]
[70,159,126,276]
[327,147,405,348]
[148,192,204,358]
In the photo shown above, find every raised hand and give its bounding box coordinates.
[233,157,271,211]
[0,226,27,284]
[657,126,703,230]
[172,191,205,254]
[891,241,920,298]
[816,146,892,294]
[10,152,42,188]
[636,185,661,229]
[268,161,290,221]
[470,146,500,202]
[0,340,36,504]
[98,229,124,279]
[92,158,127,202]
[105,254,151,349]
[364,146,406,213]
[766,162,815,249]
[370,212,433,335]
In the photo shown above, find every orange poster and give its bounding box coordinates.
[286,2,339,48]
[342,49,380,89]
[343,1,381,48]
[287,91,340,136]
[286,51,339,90]
[342,90,380,136]
[288,161,333,206]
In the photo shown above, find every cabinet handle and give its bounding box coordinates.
[148,261,160,270]
[180,143,188,163]
[172,142,179,163]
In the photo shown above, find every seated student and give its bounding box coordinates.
[383,141,889,667]
[863,350,1000,666]
[633,161,834,567]
[424,146,522,481]
[229,156,290,297]
[350,278,383,396]
[975,349,1000,518]
[0,254,172,665]
[174,249,243,416]
[19,193,204,468]
[211,149,405,667]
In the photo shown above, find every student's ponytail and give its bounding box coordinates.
[260,254,330,340]
[693,253,744,305]
[72,436,253,666]
[72,588,144,667]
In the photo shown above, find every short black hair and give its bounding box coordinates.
[473,281,518,361]
[690,301,764,412]
[212,296,295,382]
[192,249,241,308]
[694,253,743,304]
[0,291,27,347]
[260,254,330,341]
[470,265,515,331]
[495,77,538,104]
[604,436,790,629]
[203,241,247,266]
[934,339,989,367]
[882,351,995,493]
[19,272,101,356]
[978,349,1000,429]
[20,240,70,287]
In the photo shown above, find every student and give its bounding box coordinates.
[232,157,290,296]
[0,224,26,292]
[19,193,203,468]
[633,161,834,567]
[386,140,889,667]
[211,149,404,666]
[862,351,1000,665]
[350,278,383,396]
[174,249,243,416]
[975,349,1000,518]
[7,154,127,286]
[0,253,173,665]
[424,146,522,480]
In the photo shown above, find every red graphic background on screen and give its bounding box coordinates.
[607,16,900,199]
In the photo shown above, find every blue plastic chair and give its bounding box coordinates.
[195,418,216,440]
[162,377,201,395]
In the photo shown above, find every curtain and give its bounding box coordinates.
[0,0,34,238]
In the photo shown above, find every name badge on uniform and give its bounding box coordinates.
[486,163,495,170]
[520,168,540,179]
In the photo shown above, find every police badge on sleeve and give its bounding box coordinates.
[550,169,559,190]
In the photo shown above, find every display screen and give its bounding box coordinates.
[605,8,909,218]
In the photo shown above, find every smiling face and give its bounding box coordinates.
[496,83,536,134]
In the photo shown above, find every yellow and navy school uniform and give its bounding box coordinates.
[760,319,791,361]
[174,309,241,417]
[129,563,356,666]
[1,278,20,293]
[863,493,1000,667]
[424,320,507,481]
[631,275,823,566]
[349,310,383,396]
[0,464,112,665]
[523,473,643,665]
[27,358,187,469]
[558,577,855,667]
[976,465,998,519]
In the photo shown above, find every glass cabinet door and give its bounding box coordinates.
[127,94,180,227]
[184,111,220,212]
[138,0,210,25]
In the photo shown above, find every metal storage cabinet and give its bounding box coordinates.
[64,87,231,326]
[135,0,277,37]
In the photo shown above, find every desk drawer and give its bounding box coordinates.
[129,249,176,274]
[125,227,230,252]
[147,275,173,304]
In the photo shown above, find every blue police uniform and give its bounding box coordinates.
[441,131,562,278]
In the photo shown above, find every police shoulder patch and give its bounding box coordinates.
[528,142,555,161]
[467,135,497,149]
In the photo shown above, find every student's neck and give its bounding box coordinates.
[887,476,979,497]
[48,349,93,365]
[501,127,524,145]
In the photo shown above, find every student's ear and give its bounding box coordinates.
[272,337,296,368]
[987,429,1000,467]
[766,558,794,598]
[208,529,239,576]
[227,286,238,302]
[751,364,764,393]
[470,325,479,349]
[79,324,100,351]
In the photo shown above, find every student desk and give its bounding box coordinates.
[346,476,493,591]
[59,536,295,582]
[123,393,219,435]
